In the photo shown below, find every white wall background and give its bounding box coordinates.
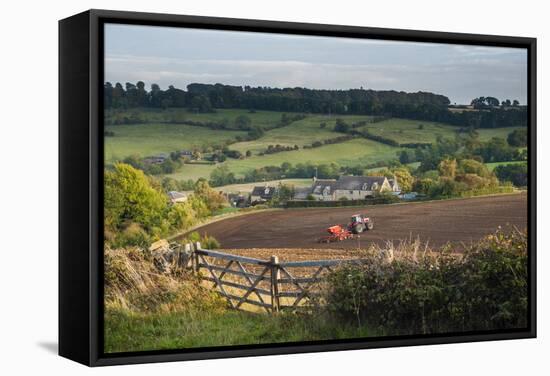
[0,0,546,374]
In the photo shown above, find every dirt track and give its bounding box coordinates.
[191,194,527,250]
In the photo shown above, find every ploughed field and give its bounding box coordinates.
[193,194,527,251]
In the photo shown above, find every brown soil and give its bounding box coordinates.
[189,194,528,251]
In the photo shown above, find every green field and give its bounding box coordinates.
[168,138,404,181]
[105,108,525,182]
[216,178,313,193]
[359,118,456,144]
[477,127,525,141]
[105,307,373,353]
[104,123,245,163]
[485,160,527,171]
[106,108,289,130]
[229,115,345,154]
[358,118,523,144]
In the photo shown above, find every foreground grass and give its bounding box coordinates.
[104,308,373,353]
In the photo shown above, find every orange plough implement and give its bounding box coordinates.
[318,225,353,243]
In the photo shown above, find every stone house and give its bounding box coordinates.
[250,186,276,203]
[308,175,395,201]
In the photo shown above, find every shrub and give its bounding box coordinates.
[494,163,528,187]
[113,223,151,248]
[324,228,527,335]
[181,232,220,249]
[202,235,221,249]
[361,130,399,147]
[334,119,350,133]
[507,128,528,147]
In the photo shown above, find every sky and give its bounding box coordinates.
[104,23,527,105]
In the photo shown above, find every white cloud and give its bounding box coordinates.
[104,26,528,105]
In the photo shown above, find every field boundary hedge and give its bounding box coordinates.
[285,196,399,208]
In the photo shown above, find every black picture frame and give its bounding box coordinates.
[59,9,537,367]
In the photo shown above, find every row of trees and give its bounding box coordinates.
[105,81,527,129]
[207,161,343,187]
[470,96,521,109]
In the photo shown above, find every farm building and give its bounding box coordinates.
[177,150,193,157]
[308,175,395,201]
[167,191,189,204]
[250,186,276,203]
[227,193,249,208]
[143,154,167,165]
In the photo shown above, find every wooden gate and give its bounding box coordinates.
[191,243,366,313]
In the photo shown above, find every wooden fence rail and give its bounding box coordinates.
[189,242,367,313]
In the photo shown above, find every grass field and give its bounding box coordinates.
[216,178,313,193]
[358,118,456,144]
[106,108,290,130]
[485,160,527,171]
[358,118,523,144]
[167,138,404,181]
[105,108,525,182]
[229,115,343,154]
[105,307,373,353]
[104,123,245,164]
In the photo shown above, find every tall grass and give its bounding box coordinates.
[104,246,374,353]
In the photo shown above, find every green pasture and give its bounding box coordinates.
[104,123,245,164]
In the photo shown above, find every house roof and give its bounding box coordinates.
[311,179,337,195]
[168,191,188,200]
[335,176,387,191]
[251,186,275,198]
[293,187,311,199]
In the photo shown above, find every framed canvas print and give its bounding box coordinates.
[59,9,536,366]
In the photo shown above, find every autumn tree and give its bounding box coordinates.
[438,158,458,178]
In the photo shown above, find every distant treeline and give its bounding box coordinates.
[104,82,527,128]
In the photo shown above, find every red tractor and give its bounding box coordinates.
[318,214,374,243]
[348,213,374,234]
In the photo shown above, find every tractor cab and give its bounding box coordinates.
[351,214,365,224]
[348,213,373,234]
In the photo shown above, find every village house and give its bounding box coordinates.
[177,150,193,158]
[143,154,167,165]
[167,191,189,204]
[250,186,276,204]
[310,179,338,201]
[308,175,396,201]
[388,177,400,193]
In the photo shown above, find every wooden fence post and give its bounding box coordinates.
[193,242,201,273]
[270,255,280,313]
[182,243,191,270]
